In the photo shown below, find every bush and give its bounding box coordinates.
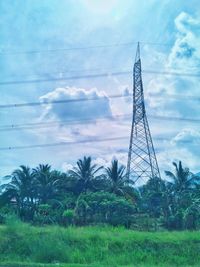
[184,205,200,230]
[62,209,74,226]
[165,211,184,230]
[74,192,136,227]
[33,204,62,225]
[0,205,16,224]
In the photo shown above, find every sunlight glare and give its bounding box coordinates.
[83,0,118,14]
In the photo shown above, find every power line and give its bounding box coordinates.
[143,69,200,78]
[0,136,128,151]
[0,114,199,132]
[0,71,129,86]
[0,114,118,131]
[6,66,200,81]
[0,42,137,55]
[0,135,195,151]
[150,115,200,123]
[0,69,199,87]
[0,93,124,108]
[0,41,172,56]
[0,92,199,110]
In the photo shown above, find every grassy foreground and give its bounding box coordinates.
[0,221,200,267]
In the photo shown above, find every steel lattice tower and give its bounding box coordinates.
[126,43,160,183]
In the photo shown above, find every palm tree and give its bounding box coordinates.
[104,160,137,201]
[69,156,103,193]
[0,165,35,219]
[165,161,199,193]
[33,164,61,204]
[164,161,200,227]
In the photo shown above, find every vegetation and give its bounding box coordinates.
[0,158,200,266]
[0,220,200,266]
[0,157,200,230]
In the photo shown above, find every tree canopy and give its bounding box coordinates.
[0,158,200,230]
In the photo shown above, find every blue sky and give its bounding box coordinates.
[0,0,200,178]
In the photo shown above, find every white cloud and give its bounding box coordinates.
[168,12,200,69]
[93,152,127,167]
[171,128,200,148]
[156,128,200,176]
[146,12,200,117]
[30,86,130,170]
[37,86,131,142]
[172,129,200,144]
[144,12,200,174]
[40,87,113,121]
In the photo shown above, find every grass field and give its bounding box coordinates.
[0,220,200,267]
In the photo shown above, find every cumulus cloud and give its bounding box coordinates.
[33,86,130,167]
[93,152,127,167]
[146,12,200,117]
[155,128,200,176]
[171,128,200,148]
[144,12,200,174]
[168,12,200,69]
[40,87,113,121]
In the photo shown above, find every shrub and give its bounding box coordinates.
[33,204,62,225]
[74,192,136,227]
[184,205,200,230]
[62,209,74,226]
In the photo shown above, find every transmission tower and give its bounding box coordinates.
[126,43,160,183]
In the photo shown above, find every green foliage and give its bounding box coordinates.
[0,205,16,224]
[69,156,103,194]
[33,204,63,225]
[62,209,74,226]
[184,204,200,230]
[33,164,62,204]
[0,158,200,231]
[61,193,77,210]
[139,177,166,217]
[104,160,137,203]
[63,209,74,218]
[74,192,135,227]
[1,223,200,266]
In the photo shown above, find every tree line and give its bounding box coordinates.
[0,157,200,230]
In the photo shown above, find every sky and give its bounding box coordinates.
[0,0,200,179]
